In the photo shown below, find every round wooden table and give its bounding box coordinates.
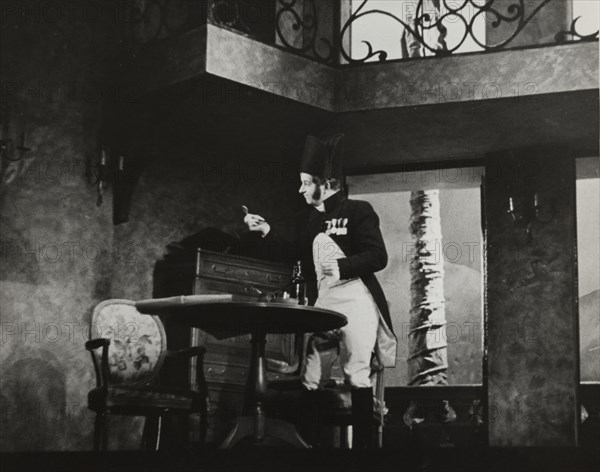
[136,299,347,448]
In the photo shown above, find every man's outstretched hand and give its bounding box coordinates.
[244,213,271,237]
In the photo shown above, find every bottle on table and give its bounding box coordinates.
[291,260,307,306]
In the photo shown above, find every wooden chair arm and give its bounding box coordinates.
[85,338,111,389]
[164,346,207,394]
[165,346,206,359]
[85,338,110,350]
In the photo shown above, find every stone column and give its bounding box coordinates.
[485,150,579,446]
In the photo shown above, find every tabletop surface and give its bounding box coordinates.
[136,299,348,335]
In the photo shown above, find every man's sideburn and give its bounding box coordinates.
[311,183,322,202]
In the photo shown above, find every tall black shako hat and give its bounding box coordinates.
[300,134,345,180]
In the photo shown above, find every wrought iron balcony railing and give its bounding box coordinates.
[338,0,599,63]
[125,0,598,65]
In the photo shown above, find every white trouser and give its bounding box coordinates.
[302,234,379,390]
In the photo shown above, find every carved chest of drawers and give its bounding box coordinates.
[154,248,296,443]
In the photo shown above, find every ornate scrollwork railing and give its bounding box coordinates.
[275,0,336,64]
[339,0,599,63]
[556,16,600,43]
[124,1,598,65]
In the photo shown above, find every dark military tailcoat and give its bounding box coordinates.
[265,191,394,334]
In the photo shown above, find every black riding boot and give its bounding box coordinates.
[351,387,374,449]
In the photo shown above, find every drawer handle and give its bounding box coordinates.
[211,264,229,276]
[244,285,263,296]
[207,367,227,375]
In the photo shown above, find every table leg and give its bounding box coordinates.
[249,329,268,440]
[263,417,311,448]
[220,416,255,448]
[220,416,311,448]
[219,329,310,448]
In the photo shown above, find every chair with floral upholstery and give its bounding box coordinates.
[85,299,207,451]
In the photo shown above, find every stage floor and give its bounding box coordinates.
[2,448,599,472]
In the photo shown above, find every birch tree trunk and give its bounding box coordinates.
[408,190,448,386]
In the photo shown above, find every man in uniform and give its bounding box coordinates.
[244,134,396,448]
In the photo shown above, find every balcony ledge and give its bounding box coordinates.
[132,24,598,113]
[125,26,598,167]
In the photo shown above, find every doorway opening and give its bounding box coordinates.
[348,166,485,387]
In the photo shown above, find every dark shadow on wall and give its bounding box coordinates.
[1,353,67,451]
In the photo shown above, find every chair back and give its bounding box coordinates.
[90,299,166,386]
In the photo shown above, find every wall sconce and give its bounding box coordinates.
[87,149,107,206]
[1,131,31,161]
[87,150,125,207]
[507,193,557,244]
[1,126,32,183]
[87,150,128,212]
[87,144,137,224]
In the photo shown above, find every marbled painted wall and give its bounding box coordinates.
[0,1,120,451]
[485,152,579,446]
